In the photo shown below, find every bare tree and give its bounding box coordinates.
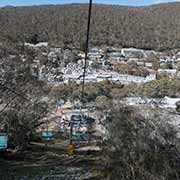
[102,104,180,180]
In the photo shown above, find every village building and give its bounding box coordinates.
[108,52,126,62]
[158,69,178,77]
[88,47,103,60]
[121,48,146,59]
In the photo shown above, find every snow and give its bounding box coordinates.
[24,42,48,48]
[125,96,180,109]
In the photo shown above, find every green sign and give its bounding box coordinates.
[0,133,8,150]
[71,134,89,141]
[41,131,53,138]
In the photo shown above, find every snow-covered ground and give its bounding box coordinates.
[124,96,180,110]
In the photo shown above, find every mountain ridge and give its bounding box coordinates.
[0,2,180,51]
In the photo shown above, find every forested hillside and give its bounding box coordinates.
[0,3,180,50]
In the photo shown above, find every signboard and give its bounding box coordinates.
[41,131,53,138]
[0,133,8,150]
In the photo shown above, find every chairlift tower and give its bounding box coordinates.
[67,0,93,155]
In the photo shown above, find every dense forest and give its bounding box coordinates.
[0,3,180,50]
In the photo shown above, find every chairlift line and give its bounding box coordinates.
[81,0,93,101]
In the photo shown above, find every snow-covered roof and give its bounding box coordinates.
[158,69,177,76]
[121,48,146,58]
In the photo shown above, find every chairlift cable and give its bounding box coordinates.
[81,0,93,102]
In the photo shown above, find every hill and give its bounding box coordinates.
[0,3,180,50]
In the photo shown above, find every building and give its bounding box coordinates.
[108,52,126,62]
[121,48,146,59]
[88,48,103,60]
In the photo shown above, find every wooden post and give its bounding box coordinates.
[70,123,73,145]
[68,122,74,156]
